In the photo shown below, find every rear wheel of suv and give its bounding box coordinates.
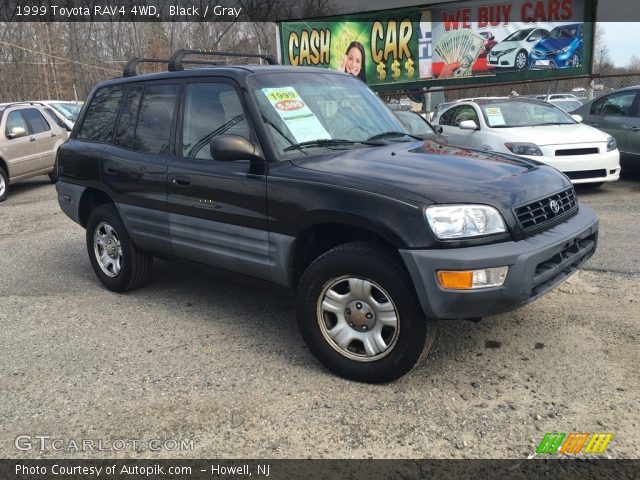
[296,242,436,383]
[0,167,8,202]
[86,204,153,292]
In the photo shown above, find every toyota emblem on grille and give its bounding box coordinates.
[549,199,560,214]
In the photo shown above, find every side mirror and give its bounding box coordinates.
[7,126,27,139]
[459,120,479,130]
[571,114,583,123]
[435,125,444,134]
[211,135,263,162]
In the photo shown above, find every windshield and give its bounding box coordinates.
[395,111,437,137]
[503,29,534,42]
[481,101,576,127]
[550,25,579,39]
[549,99,582,112]
[49,102,80,121]
[248,72,411,159]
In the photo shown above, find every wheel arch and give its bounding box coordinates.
[78,187,115,228]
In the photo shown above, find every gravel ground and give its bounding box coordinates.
[0,175,639,459]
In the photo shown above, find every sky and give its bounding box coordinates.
[599,23,638,67]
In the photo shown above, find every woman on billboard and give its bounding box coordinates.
[337,41,367,83]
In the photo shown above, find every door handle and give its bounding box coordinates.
[630,126,640,132]
[51,133,57,138]
[29,137,36,142]
[171,175,191,186]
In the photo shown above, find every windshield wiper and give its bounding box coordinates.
[366,131,421,141]
[283,138,384,152]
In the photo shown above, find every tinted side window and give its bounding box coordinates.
[5,110,28,137]
[78,85,125,143]
[22,108,51,134]
[590,92,637,117]
[134,84,179,155]
[452,105,478,125]
[181,82,250,160]
[114,86,143,149]
[438,106,458,126]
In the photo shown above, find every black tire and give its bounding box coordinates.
[85,204,153,292]
[0,167,8,202]
[296,242,436,383]
[515,50,528,70]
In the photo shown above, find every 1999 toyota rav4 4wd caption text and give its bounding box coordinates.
[55,50,599,383]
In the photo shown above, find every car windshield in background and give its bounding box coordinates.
[550,25,579,39]
[503,28,534,42]
[50,102,80,121]
[480,101,576,128]
[395,110,438,137]
[249,72,411,158]
[549,99,583,112]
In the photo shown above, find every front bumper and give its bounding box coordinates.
[400,204,598,319]
[521,148,620,185]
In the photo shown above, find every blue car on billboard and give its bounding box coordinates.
[529,23,583,69]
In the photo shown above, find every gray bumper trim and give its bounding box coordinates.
[400,204,599,320]
[56,181,87,226]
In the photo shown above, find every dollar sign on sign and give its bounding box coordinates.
[391,60,401,79]
[376,62,386,81]
[405,58,415,77]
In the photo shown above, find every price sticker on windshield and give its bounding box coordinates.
[262,86,331,143]
[485,107,505,127]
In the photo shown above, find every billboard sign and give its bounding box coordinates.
[279,0,594,90]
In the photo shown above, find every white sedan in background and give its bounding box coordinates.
[432,98,620,185]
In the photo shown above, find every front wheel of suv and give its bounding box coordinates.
[0,167,8,202]
[296,242,436,383]
[86,204,153,292]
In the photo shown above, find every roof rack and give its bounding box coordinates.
[168,49,278,72]
[0,101,47,109]
[123,57,228,77]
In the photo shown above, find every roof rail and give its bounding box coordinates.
[0,101,47,109]
[123,57,228,77]
[168,49,278,72]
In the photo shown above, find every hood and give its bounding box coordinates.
[291,141,572,208]
[489,123,607,145]
[535,37,576,52]
[492,40,523,53]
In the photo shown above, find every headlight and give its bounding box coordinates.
[425,205,507,239]
[504,142,543,156]
[606,136,617,151]
[560,47,570,54]
[496,48,516,56]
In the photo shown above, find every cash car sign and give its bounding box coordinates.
[278,0,595,91]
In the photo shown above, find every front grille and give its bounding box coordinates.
[555,148,599,156]
[565,169,606,180]
[515,187,577,232]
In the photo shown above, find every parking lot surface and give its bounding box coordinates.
[1,176,639,458]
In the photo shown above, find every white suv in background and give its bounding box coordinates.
[432,97,620,186]
[0,102,69,202]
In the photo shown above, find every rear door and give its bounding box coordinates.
[167,78,269,280]
[21,108,58,169]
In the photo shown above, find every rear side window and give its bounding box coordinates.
[133,84,179,155]
[77,85,125,143]
[114,86,143,149]
[22,108,51,134]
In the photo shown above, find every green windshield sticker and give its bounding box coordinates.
[485,107,505,127]
[262,87,331,143]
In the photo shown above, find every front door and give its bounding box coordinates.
[167,79,269,279]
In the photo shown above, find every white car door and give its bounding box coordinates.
[437,104,484,150]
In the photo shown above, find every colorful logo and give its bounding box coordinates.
[536,432,613,455]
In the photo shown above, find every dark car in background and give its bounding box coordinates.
[529,23,584,69]
[572,85,640,172]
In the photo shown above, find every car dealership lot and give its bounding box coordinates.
[1,176,639,459]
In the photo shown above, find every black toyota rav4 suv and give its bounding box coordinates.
[56,50,598,383]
